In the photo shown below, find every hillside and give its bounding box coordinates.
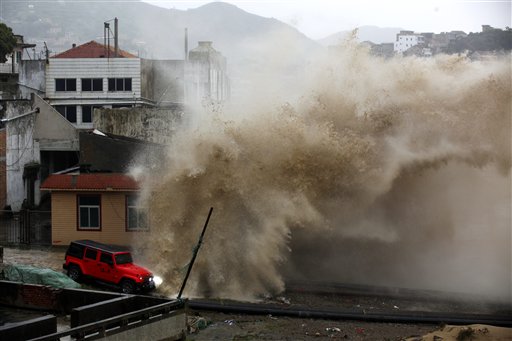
[2,1,319,62]
[318,26,402,46]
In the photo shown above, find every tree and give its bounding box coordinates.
[0,23,17,63]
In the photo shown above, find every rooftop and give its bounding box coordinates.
[40,173,140,191]
[52,41,137,59]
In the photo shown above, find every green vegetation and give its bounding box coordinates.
[0,23,17,63]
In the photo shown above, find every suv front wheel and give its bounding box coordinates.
[67,265,82,282]
[120,279,136,294]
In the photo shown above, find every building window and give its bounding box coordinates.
[55,78,76,91]
[78,195,101,230]
[82,105,99,123]
[55,105,77,123]
[81,78,103,91]
[126,195,147,231]
[108,78,132,91]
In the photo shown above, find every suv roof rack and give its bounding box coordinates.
[72,239,129,253]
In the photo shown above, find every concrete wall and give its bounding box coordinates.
[94,107,183,145]
[5,95,78,211]
[18,60,46,100]
[51,191,143,246]
[79,131,165,173]
[0,315,57,340]
[32,94,78,149]
[0,129,6,209]
[5,100,39,211]
[0,281,187,341]
[141,59,184,105]
[104,312,186,341]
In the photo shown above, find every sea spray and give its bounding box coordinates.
[134,45,511,301]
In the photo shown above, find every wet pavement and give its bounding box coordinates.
[2,246,66,272]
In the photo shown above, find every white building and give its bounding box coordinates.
[45,41,147,130]
[394,31,425,54]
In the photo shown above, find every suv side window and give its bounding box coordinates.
[100,252,114,265]
[67,243,84,258]
[85,248,98,260]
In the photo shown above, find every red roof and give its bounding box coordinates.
[52,41,137,59]
[41,173,140,191]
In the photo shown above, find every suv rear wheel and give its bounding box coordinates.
[120,279,136,294]
[67,265,82,282]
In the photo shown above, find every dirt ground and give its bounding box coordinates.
[2,246,510,340]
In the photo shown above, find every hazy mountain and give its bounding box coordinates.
[318,26,403,46]
[2,1,319,61]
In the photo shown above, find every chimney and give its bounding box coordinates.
[114,17,119,58]
[184,27,188,61]
[72,43,76,48]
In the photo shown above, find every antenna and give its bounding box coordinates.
[114,17,119,58]
[185,28,188,61]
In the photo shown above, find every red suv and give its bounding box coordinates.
[63,239,156,294]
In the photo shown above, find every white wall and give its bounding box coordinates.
[45,58,142,128]
[46,58,141,99]
[394,35,424,53]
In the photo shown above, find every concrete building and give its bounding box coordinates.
[186,41,230,106]
[394,30,425,54]
[46,41,145,130]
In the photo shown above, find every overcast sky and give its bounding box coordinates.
[144,0,512,39]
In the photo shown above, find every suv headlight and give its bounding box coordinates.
[153,275,163,288]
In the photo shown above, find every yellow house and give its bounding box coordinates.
[40,173,147,246]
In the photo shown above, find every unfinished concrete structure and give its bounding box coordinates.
[0,281,187,340]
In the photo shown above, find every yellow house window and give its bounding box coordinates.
[126,195,148,231]
[78,195,101,230]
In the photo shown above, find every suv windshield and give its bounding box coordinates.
[115,253,133,265]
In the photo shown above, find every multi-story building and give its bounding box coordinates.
[46,41,147,130]
[394,31,425,54]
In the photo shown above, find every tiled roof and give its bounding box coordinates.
[52,41,137,59]
[41,173,140,191]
